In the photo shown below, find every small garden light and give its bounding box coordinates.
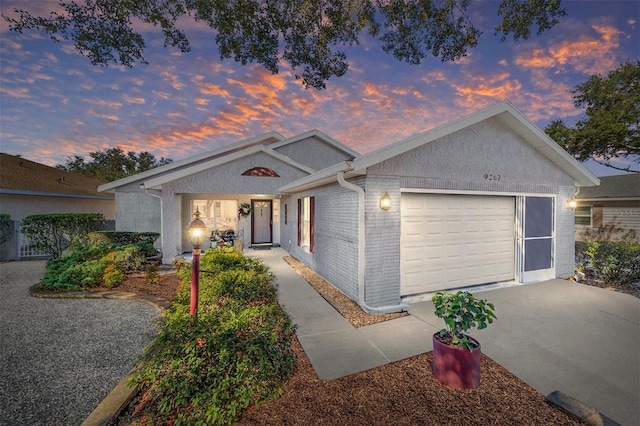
[188,209,207,317]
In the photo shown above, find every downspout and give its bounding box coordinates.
[337,171,410,314]
[144,187,165,262]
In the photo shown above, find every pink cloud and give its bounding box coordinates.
[123,94,145,104]
[0,86,30,99]
[199,82,230,97]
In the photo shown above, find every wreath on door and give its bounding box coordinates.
[238,203,252,218]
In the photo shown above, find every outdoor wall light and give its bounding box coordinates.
[380,192,392,211]
[566,198,577,210]
[188,209,207,317]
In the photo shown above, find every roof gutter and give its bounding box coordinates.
[337,170,410,314]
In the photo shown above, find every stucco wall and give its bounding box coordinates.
[274,136,353,171]
[0,193,115,221]
[115,192,161,233]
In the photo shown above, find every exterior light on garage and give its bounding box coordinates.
[188,209,207,317]
[380,192,392,211]
[566,198,577,210]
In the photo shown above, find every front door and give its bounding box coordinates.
[251,200,272,244]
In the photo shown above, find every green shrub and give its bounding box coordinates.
[103,245,145,271]
[88,230,160,245]
[41,244,112,290]
[103,264,126,288]
[585,241,640,285]
[146,264,160,285]
[39,242,149,290]
[131,248,296,425]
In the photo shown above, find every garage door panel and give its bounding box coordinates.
[403,218,425,238]
[401,194,515,295]
[425,245,443,261]
[445,243,464,260]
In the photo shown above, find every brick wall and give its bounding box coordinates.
[555,186,576,278]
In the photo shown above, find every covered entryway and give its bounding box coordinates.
[401,193,515,295]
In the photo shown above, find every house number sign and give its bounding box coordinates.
[483,173,501,181]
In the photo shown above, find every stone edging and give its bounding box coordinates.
[546,391,621,426]
[29,285,170,426]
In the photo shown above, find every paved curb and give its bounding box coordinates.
[546,391,621,426]
[29,285,170,426]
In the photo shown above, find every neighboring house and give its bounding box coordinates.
[100,102,599,312]
[0,153,115,260]
[574,174,640,242]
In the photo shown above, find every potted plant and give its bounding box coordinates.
[431,290,496,389]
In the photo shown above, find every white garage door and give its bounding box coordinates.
[401,193,515,295]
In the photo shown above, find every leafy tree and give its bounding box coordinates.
[545,60,640,173]
[56,147,173,182]
[4,0,566,90]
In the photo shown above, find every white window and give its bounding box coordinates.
[298,196,314,252]
[192,199,238,233]
[575,206,592,226]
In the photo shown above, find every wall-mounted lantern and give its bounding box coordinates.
[566,198,577,210]
[380,192,392,211]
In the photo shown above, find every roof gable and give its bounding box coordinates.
[271,130,359,159]
[281,102,600,193]
[144,145,315,190]
[353,102,599,187]
[99,131,284,192]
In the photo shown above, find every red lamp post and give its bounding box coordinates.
[188,209,207,317]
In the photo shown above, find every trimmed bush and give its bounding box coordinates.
[585,241,640,285]
[131,247,296,425]
[40,242,147,290]
[21,213,104,258]
[88,231,160,246]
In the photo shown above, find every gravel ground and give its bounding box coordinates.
[0,260,160,426]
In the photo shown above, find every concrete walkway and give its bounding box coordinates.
[251,248,639,426]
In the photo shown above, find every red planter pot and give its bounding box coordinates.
[432,333,481,389]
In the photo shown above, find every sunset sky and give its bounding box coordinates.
[1,0,638,177]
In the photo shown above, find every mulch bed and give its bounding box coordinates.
[110,257,594,425]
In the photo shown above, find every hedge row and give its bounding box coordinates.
[130,248,297,425]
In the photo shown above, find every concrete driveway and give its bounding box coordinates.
[409,280,640,426]
[0,261,160,426]
[253,248,639,425]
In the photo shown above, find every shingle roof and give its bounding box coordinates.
[576,174,640,200]
[0,153,113,198]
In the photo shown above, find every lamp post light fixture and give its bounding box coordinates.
[380,192,392,211]
[188,208,207,317]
